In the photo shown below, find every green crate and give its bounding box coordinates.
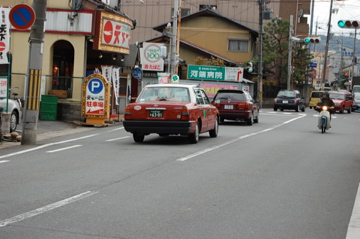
[41,95,58,103]
[40,102,57,112]
[39,111,57,121]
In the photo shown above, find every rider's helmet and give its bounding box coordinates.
[323,91,329,97]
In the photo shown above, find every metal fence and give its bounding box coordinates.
[4,73,84,103]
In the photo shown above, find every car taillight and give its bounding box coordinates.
[294,99,298,104]
[237,102,251,110]
[124,106,132,120]
[211,101,220,107]
[181,106,190,120]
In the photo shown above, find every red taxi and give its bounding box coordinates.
[329,91,353,114]
[123,84,219,144]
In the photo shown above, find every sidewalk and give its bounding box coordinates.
[0,116,124,149]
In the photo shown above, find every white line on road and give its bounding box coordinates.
[0,160,9,164]
[46,145,82,153]
[106,136,130,142]
[107,126,124,132]
[346,183,360,239]
[0,191,98,227]
[177,114,306,162]
[0,134,98,160]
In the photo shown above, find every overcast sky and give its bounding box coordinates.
[310,0,360,36]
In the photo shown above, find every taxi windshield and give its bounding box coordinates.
[137,87,190,102]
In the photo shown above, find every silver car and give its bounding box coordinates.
[0,97,22,132]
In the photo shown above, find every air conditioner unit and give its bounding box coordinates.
[263,8,273,20]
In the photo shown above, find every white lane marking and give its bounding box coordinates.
[346,183,360,239]
[46,145,82,153]
[0,191,98,227]
[106,136,130,142]
[313,114,337,119]
[0,134,98,160]
[0,160,9,164]
[177,114,306,162]
[107,126,124,133]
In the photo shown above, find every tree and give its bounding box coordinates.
[195,56,226,67]
[262,18,290,86]
[255,18,312,89]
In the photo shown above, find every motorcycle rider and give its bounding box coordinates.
[316,91,335,128]
[316,91,335,113]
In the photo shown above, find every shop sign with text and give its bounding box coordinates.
[0,7,10,64]
[140,42,164,71]
[188,65,225,81]
[187,65,246,82]
[93,11,133,54]
[82,74,110,118]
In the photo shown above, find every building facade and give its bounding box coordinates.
[2,0,136,122]
[121,0,310,44]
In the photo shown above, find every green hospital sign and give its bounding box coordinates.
[187,65,226,81]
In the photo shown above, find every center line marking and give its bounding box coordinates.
[176,114,306,162]
[46,145,82,153]
[106,136,130,142]
[0,134,98,160]
[0,191,98,227]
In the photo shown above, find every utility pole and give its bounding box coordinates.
[258,0,264,105]
[175,0,182,75]
[287,15,294,90]
[170,0,179,78]
[321,0,334,87]
[351,28,357,85]
[21,0,47,145]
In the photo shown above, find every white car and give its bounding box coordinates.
[0,98,22,132]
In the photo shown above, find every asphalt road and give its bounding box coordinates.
[1,109,360,239]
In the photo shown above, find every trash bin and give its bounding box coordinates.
[39,95,58,121]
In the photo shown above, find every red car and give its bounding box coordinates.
[329,91,353,113]
[211,89,259,125]
[123,84,219,144]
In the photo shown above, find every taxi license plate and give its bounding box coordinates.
[283,100,288,104]
[224,105,233,109]
[149,110,162,117]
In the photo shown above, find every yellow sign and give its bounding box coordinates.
[82,74,111,126]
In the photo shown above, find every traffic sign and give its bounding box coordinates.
[171,74,180,83]
[132,68,143,81]
[9,4,36,30]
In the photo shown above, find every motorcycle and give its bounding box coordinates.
[316,105,333,134]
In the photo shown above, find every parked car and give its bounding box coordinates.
[329,91,353,113]
[0,97,22,132]
[273,90,305,112]
[309,90,324,109]
[123,84,219,144]
[352,93,360,112]
[211,89,259,125]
